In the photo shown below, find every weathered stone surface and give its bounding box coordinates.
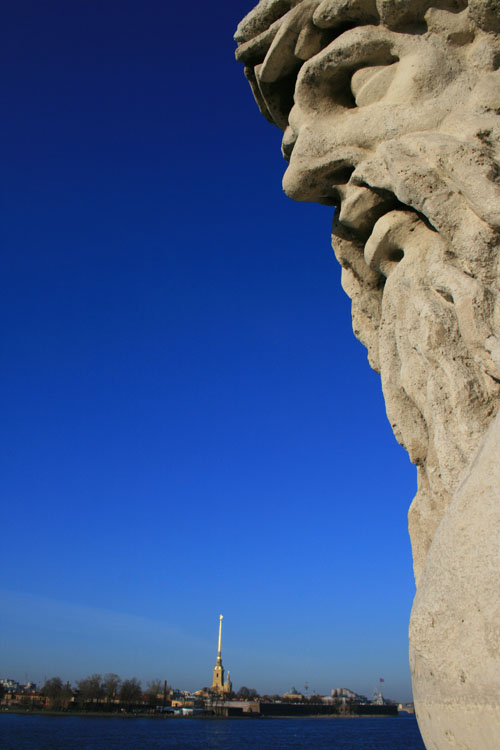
[411,408,500,749]
[235,2,500,748]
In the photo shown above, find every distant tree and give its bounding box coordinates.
[77,674,104,703]
[0,684,5,702]
[42,676,63,699]
[236,686,259,699]
[103,674,121,702]
[263,694,281,702]
[339,698,353,715]
[41,677,72,710]
[145,680,162,706]
[308,693,323,704]
[61,682,73,708]
[119,678,142,705]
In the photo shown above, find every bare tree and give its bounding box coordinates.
[41,677,72,710]
[119,678,142,706]
[145,680,162,707]
[236,686,259,699]
[77,674,104,704]
[103,673,121,702]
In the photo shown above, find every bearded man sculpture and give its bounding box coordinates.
[235,1,500,747]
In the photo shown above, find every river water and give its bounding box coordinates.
[0,713,425,749]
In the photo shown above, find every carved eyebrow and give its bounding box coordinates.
[235,0,304,45]
[235,18,285,66]
[235,0,474,130]
[235,0,471,65]
[313,0,379,30]
[235,0,381,67]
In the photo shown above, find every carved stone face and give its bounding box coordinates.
[236,0,500,580]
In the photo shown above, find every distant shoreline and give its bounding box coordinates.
[1,708,407,720]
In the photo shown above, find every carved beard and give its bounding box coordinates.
[323,130,500,582]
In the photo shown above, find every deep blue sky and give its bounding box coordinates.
[1,0,416,701]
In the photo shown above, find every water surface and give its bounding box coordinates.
[0,713,425,749]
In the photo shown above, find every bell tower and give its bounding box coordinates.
[211,614,225,692]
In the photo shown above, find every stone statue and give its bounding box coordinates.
[235,1,500,747]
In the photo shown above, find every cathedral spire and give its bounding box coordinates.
[211,614,225,691]
[217,614,223,664]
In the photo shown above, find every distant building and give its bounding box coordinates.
[0,679,20,690]
[283,686,303,701]
[330,687,368,704]
[209,614,232,695]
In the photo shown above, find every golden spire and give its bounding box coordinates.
[211,614,225,691]
[217,614,223,664]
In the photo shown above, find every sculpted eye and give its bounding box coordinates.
[350,62,399,107]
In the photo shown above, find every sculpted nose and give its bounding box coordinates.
[282,154,359,204]
[282,119,365,203]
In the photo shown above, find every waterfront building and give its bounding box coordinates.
[282,686,303,701]
[330,687,367,704]
[0,679,21,690]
